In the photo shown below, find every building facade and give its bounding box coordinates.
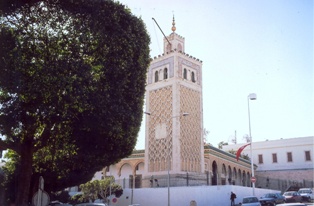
[222,136,314,190]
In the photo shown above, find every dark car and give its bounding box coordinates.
[283,191,302,203]
[259,193,285,206]
[48,201,72,206]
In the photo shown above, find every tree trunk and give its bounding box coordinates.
[16,142,33,206]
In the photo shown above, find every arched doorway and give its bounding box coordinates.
[233,167,237,185]
[242,171,246,186]
[228,166,232,185]
[221,164,227,185]
[212,161,218,185]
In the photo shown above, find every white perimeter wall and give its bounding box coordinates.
[110,185,279,206]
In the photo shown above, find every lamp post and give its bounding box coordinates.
[145,111,189,206]
[131,171,136,205]
[248,93,257,196]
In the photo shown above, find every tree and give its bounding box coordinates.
[218,141,228,149]
[0,0,150,205]
[79,178,123,204]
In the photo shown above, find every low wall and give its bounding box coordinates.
[111,185,279,206]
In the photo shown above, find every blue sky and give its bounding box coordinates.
[118,0,313,149]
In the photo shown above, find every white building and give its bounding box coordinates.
[222,136,314,190]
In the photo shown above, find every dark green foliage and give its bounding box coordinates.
[0,0,150,205]
[218,141,228,149]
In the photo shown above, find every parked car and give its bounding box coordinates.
[239,196,261,206]
[283,191,302,203]
[75,203,108,206]
[48,201,72,206]
[276,203,307,206]
[298,188,314,202]
[259,193,285,206]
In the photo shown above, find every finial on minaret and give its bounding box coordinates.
[171,15,176,32]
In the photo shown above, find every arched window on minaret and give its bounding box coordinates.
[177,43,182,52]
[183,68,187,79]
[155,71,159,82]
[164,68,168,79]
[191,72,196,83]
[166,43,171,53]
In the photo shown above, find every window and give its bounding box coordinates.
[166,43,171,53]
[191,72,196,83]
[136,164,139,171]
[164,68,168,79]
[177,43,182,52]
[258,154,263,164]
[305,151,311,161]
[272,153,277,163]
[183,68,187,79]
[287,152,293,162]
[155,71,159,82]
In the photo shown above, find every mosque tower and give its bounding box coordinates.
[144,17,204,180]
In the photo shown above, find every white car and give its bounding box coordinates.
[298,188,314,202]
[276,203,307,206]
[239,196,261,206]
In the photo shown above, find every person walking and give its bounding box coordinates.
[230,191,237,206]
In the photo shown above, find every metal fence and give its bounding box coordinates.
[255,176,314,193]
[116,173,221,189]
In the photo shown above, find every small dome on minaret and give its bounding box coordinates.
[171,15,176,32]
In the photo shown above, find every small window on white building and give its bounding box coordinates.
[272,153,277,163]
[287,152,293,162]
[258,154,263,164]
[305,151,311,161]
[183,68,187,79]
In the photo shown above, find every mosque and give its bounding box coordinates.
[98,18,254,189]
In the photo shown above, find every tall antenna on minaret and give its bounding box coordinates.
[152,17,171,46]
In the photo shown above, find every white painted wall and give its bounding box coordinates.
[222,136,314,171]
[109,185,279,206]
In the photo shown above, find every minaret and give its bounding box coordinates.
[144,17,204,179]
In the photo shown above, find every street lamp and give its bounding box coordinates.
[145,111,189,206]
[248,93,257,196]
